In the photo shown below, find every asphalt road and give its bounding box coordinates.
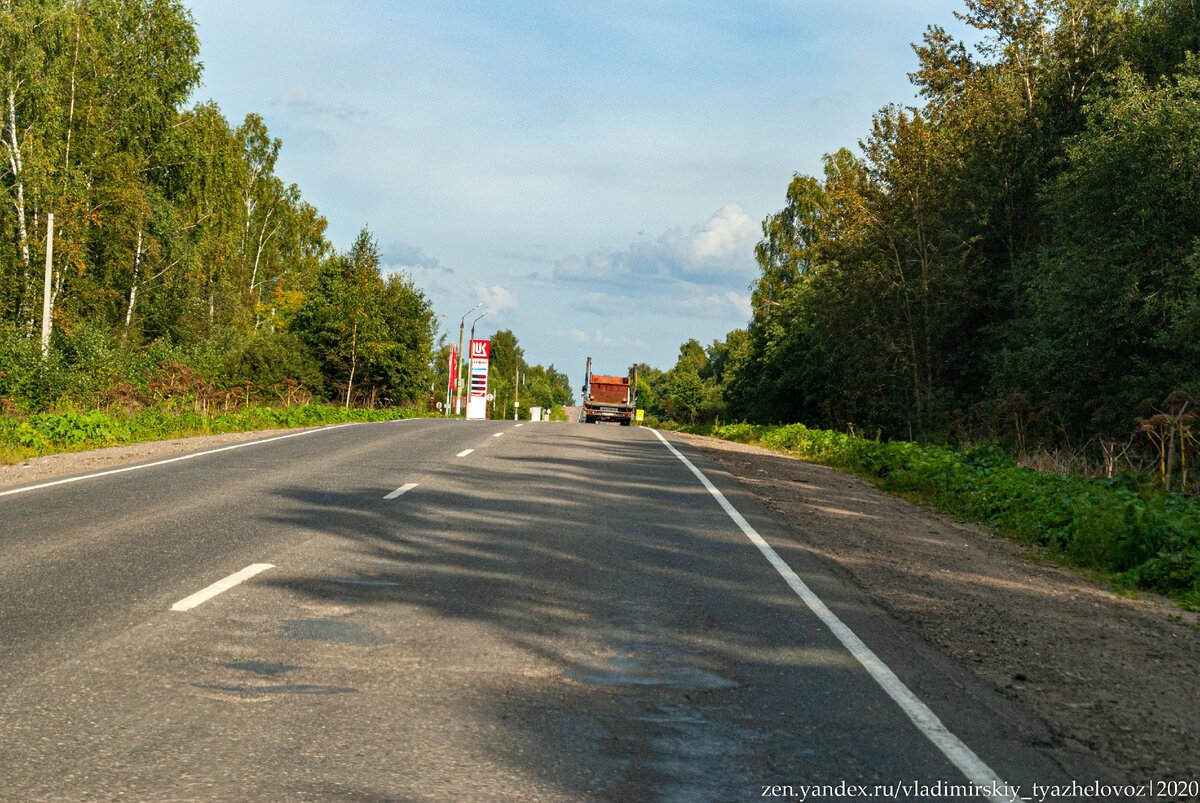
[0,419,1112,801]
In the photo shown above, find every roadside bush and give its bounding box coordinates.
[0,322,51,410]
[705,423,1200,607]
[0,403,423,459]
[222,331,325,400]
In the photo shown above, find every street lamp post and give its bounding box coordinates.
[455,302,482,415]
[469,311,487,346]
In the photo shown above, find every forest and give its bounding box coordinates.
[647,0,1200,494]
[0,0,571,451]
[7,0,1200,487]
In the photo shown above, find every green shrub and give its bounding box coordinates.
[0,403,424,459]
[701,422,1200,609]
[222,331,325,399]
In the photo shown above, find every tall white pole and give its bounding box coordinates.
[41,212,54,358]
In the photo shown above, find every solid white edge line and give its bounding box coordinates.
[383,482,418,499]
[170,563,274,612]
[0,418,416,499]
[457,449,474,457]
[648,428,1018,803]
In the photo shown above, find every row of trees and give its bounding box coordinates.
[0,1,447,411]
[653,0,1200,485]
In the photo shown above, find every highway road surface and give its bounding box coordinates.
[0,419,1113,801]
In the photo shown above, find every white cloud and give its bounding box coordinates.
[569,327,619,344]
[382,241,450,273]
[471,281,519,318]
[553,203,759,288]
[663,202,760,277]
[679,290,754,319]
[275,83,369,123]
[726,290,752,318]
[572,292,620,315]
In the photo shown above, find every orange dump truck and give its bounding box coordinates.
[582,357,637,425]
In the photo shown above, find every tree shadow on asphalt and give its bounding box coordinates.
[251,430,979,799]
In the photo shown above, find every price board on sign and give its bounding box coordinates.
[466,339,491,420]
[469,339,490,398]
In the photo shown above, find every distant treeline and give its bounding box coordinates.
[649,0,1200,491]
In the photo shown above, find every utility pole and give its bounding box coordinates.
[40,213,54,358]
[454,302,482,415]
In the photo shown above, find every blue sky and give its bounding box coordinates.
[187,0,969,378]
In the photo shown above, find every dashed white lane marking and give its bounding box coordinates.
[514,423,524,428]
[171,563,274,612]
[457,449,474,457]
[648,429,1016,803]
[384,482,418,499]
[493,432,504,438]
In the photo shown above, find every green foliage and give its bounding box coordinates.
[223,331,325,400]
[0,7,439,420]
[287,228,438,408]
[1009,57,1200,432]
[647,335,736,426]
[0,403,423,459]
[482,330,573,420]
[706,423,1200,607]
[680,0,1200,466]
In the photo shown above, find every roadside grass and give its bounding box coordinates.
[682,422,1200,612]
[0,404,428,465]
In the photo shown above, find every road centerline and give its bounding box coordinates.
[383,482,418,499]
[648,428,1017,803]
[170,563,275,612]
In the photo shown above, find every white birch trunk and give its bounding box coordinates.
[64,18,80,175]
[249,207,275,291]
[125,228,144,329]
[345,321,358,408]
[6,90,31,322]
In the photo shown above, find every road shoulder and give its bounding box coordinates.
[667,430,1200,783]
[0,429,306,491]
